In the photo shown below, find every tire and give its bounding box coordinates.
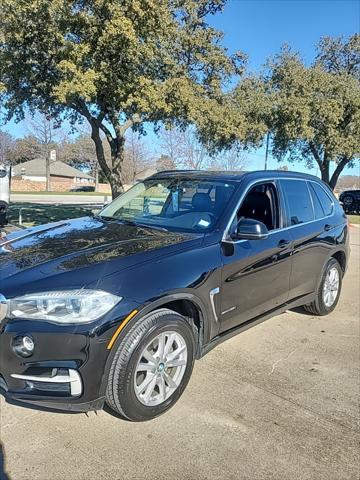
[106,309,196,422]
[303,258,342,316]
[343,195,354,210]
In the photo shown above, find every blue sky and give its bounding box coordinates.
[210,0,359,174]
[3,0,360,176]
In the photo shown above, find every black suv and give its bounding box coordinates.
[339,189,360,214]
[0,171,349,421]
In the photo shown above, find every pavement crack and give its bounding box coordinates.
[269,348,298,375]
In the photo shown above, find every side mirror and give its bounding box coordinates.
[231,218,269,241]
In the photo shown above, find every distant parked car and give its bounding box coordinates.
[339,190,360,214]
[70,185,95,193]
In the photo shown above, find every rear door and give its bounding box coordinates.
[279,179,334,301]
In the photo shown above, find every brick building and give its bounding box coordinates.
[11,158,95,192]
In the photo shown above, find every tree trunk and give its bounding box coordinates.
[320,158,330,185]
[329,156,350,190]
[90,125,125,199]
[109,136,125,199]
[94,163,99,192]
[46,155,51,191]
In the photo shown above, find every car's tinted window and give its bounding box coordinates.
[281,180,314,225]
[309,182,333,217]
[308,183,325,218]
[237,183,279,231]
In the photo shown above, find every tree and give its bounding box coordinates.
[265,35,360,190]
[209,145,247,171]
[158,127,187,167]
[159,125,209,169]
[121,131,153,185]
[156,154,177,172]
[61,133,100,188]
[0,130,15,166]
[7,136,43,165]
[315,34,360,78]
[0,0,244,198]
[26,114,64,190]
[176,127,209,170]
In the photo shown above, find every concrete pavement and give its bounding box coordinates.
[1,229,359,480]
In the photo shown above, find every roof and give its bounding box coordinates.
[150,169,321,182]
[151,170,247,181]
[12,158,93,180]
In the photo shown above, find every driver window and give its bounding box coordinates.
[237,183,279,231]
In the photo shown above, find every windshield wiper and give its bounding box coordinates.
[135,222,169,233]
[114,218,169,232]
[97,215,169,232]
[96,214,114,221]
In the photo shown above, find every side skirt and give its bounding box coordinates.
[200,293,316,358]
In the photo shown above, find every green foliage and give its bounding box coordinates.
[266,36,360,189]
[0,0,243,197]
[60,134,98,170]
[225,34,359,190]
[8,136,44,164]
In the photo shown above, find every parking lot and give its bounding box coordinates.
[0,228,359,480]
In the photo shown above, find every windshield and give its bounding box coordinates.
[99,177,236,233]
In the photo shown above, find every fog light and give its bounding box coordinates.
[12,335,35,357]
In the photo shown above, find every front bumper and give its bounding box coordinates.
[0,316,118,412]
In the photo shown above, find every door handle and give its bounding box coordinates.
[278,239,291,249]
[324,224,333,231]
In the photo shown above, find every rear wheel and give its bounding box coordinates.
[343,195,353,207]
[304,258,342,316]
[106,309,196,421]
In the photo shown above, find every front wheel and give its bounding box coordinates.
[303,258,342,316]
[106,309,196,421]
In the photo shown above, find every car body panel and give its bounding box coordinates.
[0,170,350,412]
[220,230,293,332]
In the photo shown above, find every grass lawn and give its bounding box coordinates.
[8,203,95,227]
[348,214,360,225]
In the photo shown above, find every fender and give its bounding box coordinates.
[97,291,209,399]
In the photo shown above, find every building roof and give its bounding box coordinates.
[12,158,93,180]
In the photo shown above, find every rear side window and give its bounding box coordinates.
[281,180,314,226]
[308,183,325,219]
[309,182,333,217]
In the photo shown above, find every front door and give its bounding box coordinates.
[219,181,293,333]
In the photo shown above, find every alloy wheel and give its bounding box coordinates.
[134,331,188,406]
[323,267,340,307]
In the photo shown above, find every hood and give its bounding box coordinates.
[0,216,199,283]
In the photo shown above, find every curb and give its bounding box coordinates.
[350,223,360,228]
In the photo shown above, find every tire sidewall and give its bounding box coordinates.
[343,195,353,206]
[112,313,195,421]
[317,258,343,314]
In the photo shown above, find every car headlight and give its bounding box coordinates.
[8,290,122,324]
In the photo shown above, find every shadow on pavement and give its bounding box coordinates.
[0,442,10,480]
